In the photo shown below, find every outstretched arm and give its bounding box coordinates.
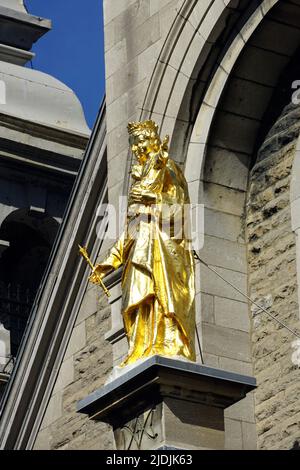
[89,234,124,285]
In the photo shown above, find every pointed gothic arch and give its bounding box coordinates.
[140,0,300,449]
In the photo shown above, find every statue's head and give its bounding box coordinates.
[127,120,168,164]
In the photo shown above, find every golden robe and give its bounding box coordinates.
[99,152,196,365]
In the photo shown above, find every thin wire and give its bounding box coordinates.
[195,325,204,364]
[194,251,300,340]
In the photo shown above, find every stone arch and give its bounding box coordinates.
[139,0,300,449]
[0,207,59,291]
[0,209,59,357]
[140,0,282,158]
[178,0,300,450]
[246,102,300,450]
[139,0,300,362]
[142,0,299,365]
[138,0,300,365]
[184,0,295,360]
[0,207,59,245]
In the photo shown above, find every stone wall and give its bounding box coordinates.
[33,0,255,450]
[104,0,182,215]
[34,287,114,450]
[32,1,300,450]
[247,102,300,450]
[33,0,182,449]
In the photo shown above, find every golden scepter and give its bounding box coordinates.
[78,245,110,297]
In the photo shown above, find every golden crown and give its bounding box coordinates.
[127,120,159,137]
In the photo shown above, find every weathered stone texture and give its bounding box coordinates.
[247,102,300,450]
[103,0,181,210]
[34,292,114,450]
[34,2,300,452]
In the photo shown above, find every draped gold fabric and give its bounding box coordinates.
[90,122,196,366]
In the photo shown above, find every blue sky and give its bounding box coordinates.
[25,0,105,129]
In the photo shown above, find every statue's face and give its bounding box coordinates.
[131,132,161,164]
[131,133,151,163]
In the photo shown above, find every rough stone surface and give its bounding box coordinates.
[33,1,300,452]
[247,102,300,450]
[34,293,114,450]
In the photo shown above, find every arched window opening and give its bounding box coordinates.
[0,209,59,357]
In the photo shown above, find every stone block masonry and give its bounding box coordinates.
[34,293,114,450]
[247,102,300,450]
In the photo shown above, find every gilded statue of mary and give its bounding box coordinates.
[89,120,196,366]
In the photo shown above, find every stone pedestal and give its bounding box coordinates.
[77,355,256,450]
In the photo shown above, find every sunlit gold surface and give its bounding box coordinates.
[90,120,195,366]
[79,245,110,297]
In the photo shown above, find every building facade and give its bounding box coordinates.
[0,2,89,394]
[0,0,300,450]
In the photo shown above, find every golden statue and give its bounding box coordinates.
[89,120,196,366]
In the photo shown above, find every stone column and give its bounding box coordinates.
[78,355,256,450]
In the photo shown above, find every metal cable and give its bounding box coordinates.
[194,250,300,340]
[195,325,204,364]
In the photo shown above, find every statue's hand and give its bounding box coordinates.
[89,265,107,285]
[130,187,156,205]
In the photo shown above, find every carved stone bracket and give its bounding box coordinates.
[115,406,160,450]
[77,355,256,450]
